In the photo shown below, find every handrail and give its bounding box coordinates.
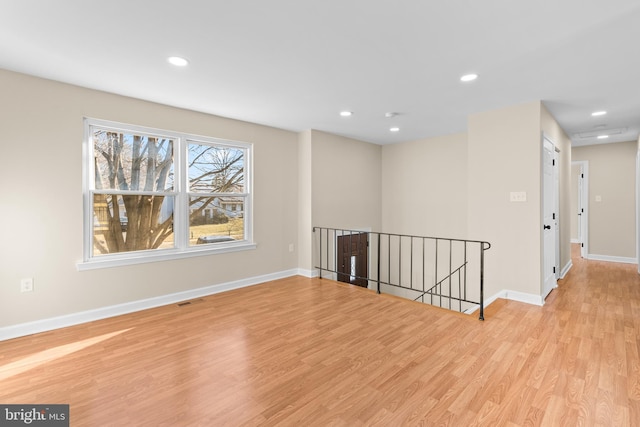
[312,227,491,320]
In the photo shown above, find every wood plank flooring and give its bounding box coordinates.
[2,246,640,425]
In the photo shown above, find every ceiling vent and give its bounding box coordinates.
[574,127,627,139]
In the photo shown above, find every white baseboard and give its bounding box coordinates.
[587,254,637,264]
[570,238,580,244]
[487,289,544,307]
[506,290,545,306]
[0,269,300,342]
[465,289,544,315]
[560,260,573,279]
[296,268,319,278]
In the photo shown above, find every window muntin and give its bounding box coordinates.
[84,119,253,266]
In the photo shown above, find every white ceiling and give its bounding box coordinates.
[1,0,639,146]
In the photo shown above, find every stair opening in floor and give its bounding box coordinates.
[313,227,491,320]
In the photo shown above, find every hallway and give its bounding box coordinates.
[516,243,640,425]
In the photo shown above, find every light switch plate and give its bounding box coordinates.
[510,191,527,202]
[20,278,33,292]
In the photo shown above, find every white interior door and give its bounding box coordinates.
[543,137,558,299]
[574,161,588,258]
[577,166,583,244]
[555,147,560,277]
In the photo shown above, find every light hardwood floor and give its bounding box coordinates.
[2,246,640,426]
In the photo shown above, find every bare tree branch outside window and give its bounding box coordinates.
[91,129,246,256]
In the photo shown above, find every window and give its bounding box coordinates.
[80,119,254,269]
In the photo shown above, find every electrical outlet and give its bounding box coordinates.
[20,278,34,292]
[288,243,295,252]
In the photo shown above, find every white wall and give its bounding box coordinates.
[467,101,542,298]
[297,130,313,271]
[0,69,299,328]
[541,104,572,273]
[0,68,580,334]
[572,141,637,259]
[310,130,382,230]
[299,130,382,279]
[379,132,470,297]
[381,132,468,238]
[379,102,572,302]
[570,164,581,241]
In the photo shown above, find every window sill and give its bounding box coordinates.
[77,242,257,271]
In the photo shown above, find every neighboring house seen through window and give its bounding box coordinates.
[81,118,254,269]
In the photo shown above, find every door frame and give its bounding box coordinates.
[572,160,589,258]
[554,144,561,278]
[542,134,558,300]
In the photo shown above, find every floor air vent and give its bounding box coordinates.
[177,298,204,307]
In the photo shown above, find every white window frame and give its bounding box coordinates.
[78,118,255,271]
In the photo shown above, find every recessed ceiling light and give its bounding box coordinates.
[597,135,609,139]
[167,56,189,67]
[340,111,353,117]
[591,111,607,117]
[460,73,478,82]
[390,127,400,132]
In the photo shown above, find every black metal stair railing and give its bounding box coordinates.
[312,227,491,320]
